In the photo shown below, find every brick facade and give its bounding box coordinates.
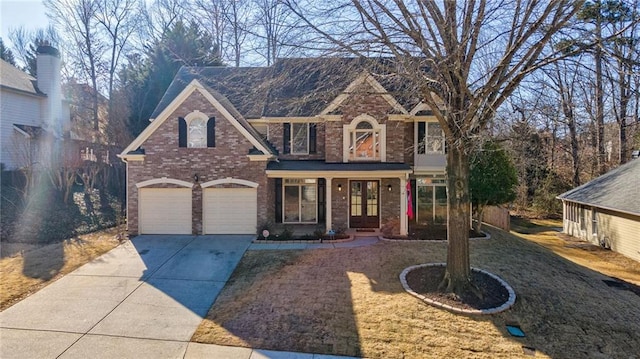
[126,91,270,235]
[331,178,349,231]
[124,71,439,236]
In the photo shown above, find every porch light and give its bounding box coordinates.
[387,184,392,192]
[338,184,342,191]
[193,173,199,182]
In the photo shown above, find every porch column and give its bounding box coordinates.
[400,176,408,235]
[326,177,333,232]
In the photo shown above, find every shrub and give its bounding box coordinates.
[277,227,294,241]
[533,172,571,218]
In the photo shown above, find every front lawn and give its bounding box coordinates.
[193,224,640,358]
[0,226,123,311]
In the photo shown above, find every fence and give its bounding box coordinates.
[483,206,510,231]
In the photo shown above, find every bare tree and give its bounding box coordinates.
[46,143,83,203]
[8,25,60,74]
[190,0,228,60]
[45,0,105,132]
[540,54,586,186]
[225,0,252,66]
[251,0,302,65]
[286,0,583,294]
[602,0,639,164]
[95,0,143,136]
[144,0,187,40]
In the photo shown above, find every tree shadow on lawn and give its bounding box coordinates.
[192,228,640,359]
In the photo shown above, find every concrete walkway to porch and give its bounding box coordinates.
[248,235,380,251]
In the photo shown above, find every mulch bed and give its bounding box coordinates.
[405,265,509,310]
[386,225,485,240]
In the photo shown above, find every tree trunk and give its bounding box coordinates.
[595,16,606,175]
[618,65,629,165]
[476,204,485,233]
[440,143,472,294]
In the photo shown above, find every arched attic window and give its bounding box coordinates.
[178,112,215,148]
[343,115,385,161]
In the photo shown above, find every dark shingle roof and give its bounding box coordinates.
[150,58,424,120]
[0,59,43,96]
[150,66,271,120]
[267,160,411,172]
[558,159,640,216]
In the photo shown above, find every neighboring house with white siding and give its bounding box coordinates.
[0,45,70,170]
[558,158,640,262]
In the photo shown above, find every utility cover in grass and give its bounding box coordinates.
[506,325,525,337]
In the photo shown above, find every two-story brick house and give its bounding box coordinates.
[119,58,447,236]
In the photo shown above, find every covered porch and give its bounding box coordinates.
[266,160,413,235]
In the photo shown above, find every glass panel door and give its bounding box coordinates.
[417,186,433,224]
[367,181,378,216]
[350,180,379,228]
[350,182,362,216]
[434,186,447,224]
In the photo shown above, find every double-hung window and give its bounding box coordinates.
[283,123,316,154]
[283,179,317,223]
[417,122,444,154]
[291,123,308,154]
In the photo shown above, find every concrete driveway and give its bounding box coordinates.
[0,234,253,358]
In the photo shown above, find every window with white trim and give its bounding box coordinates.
[178,112,215,148]
[283,178,317,223]
[344,115,385,162]
[417,121,444,154]
[416,177,447,224]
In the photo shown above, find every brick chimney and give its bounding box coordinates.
[36,42,64,137]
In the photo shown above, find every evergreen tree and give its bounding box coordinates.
[118,20,223,137]
[0,38,16,65]
[470,141,518,232]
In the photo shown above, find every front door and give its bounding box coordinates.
[350,180,379,228]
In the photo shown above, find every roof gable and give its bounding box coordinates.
[558,159,640,216]
[120,79,274,157]
[320,72,408,115]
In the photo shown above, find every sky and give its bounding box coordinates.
[1,0,50,47]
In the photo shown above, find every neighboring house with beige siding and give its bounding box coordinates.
[558,159,640,262]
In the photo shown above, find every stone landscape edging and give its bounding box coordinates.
[399,262,516,315]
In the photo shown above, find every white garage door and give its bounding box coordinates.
[203,187,257,234]
[139,188,192,234]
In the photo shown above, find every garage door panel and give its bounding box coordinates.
[204,188,257,234]
[139,188,192,234]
